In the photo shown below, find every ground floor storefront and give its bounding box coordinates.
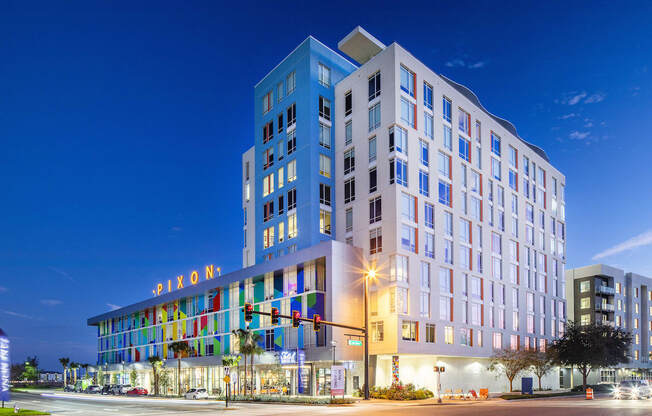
[560,366,652,388]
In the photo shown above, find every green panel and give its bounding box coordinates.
[223,334,230,354]
[253,304,261,329]
[254,279,265,303]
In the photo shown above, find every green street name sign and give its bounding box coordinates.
[348,339,363,346]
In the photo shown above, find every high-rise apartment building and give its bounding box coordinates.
[242,27,567,391]
[564,264,652,385]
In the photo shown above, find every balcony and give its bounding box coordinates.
[596,285,616,295]
[596,303,615,312]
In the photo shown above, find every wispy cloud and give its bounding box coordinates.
[559,113,577,119]
[107,303,121,311]
[560,91,606,105]
[584,93,606,103]
[48,266,74,281]
[170,226,182,232]
[41,299,63,306]
[0,286,7,293]
[445,58,486,69]
[593,230,652,260]
[0,309,34,320]
[565,92,587,105]
[569,131,590,140]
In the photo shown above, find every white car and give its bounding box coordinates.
[614,380,652,400]
[111,384,131,395]
[184,388,208,399]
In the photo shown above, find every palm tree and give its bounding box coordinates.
[232,328,264,396]
[169,341,190,396]
[69,362,79,385]
[58,358,70,387]
[148,356,163,396]
[80,364,89,381]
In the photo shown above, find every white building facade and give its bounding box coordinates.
[333,29,567,392]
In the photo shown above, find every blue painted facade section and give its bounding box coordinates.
[253,37,356,264]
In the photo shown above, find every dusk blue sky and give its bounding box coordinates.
[1,1,651,369]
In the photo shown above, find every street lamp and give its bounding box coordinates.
[363,268,376,400]
[122,361,125,385]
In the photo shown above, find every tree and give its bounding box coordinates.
[80,364,89,381]
[169,341,190,396]
[148,356,163,395]
[22,360,39,382]
[58,358,70,387]
[232,328,264,396]
[70,362,79,384]
[488,349,530,392]
[11,363,25,381]
[524,349,555,390]
[159,368,172,396]
[549,321,631,389]
[130,368,138,386]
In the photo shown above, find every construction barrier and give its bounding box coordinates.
[586,388,593,400]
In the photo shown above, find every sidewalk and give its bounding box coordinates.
[30,391,223,405]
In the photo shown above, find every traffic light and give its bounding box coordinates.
[271,307,279,325]
[313,314,322,332]
[292,310,301,328]
[244,303,253,322]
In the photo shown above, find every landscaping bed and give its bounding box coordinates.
[500,391,583,400]
[0,409,50,415]
[217,395,357,405]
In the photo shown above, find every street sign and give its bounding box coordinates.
[348,339,363,346]
[433,366,445,373]
[331,366,345,396]
[223,375,230,383]
[0,328,10,404]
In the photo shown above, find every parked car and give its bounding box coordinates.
[126,387,148,396]
[100,385,112,395]
[613,380,652,399]
[110,384,131,395]
[85,385,102,394]
[63,385,75,392]
[184,388,208,400]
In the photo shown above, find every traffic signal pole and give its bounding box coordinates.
[248,309,365,332]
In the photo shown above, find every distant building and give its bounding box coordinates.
[39,371,63,383]
[564,264,652,385]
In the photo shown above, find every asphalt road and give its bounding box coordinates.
[7,391,652,415]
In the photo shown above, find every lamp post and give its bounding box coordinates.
[121,361,125,386]
[363,269,375,400]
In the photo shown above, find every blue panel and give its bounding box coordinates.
[297,264,304,294]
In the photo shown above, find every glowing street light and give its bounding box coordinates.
[363,268,376,400]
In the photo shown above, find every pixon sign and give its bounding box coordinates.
[0,328,10,404]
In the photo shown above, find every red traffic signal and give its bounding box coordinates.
[271,307,279,325]
[313,314,322,332]
[292,310,301,328]
[244,303,253,322]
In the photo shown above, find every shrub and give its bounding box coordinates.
[368,382,433,400]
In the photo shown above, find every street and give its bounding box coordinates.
[6,391,652,415]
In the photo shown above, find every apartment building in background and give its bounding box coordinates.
[243,27,567,391]
[563,264,652,385]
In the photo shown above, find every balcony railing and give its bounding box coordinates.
[596,285,616,295]
[596,303,615,312]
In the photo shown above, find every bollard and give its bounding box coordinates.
[585,388,593,400]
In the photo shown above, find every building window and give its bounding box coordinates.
[392,159,408,187]
[368,102,381,131]
[286,71,296,95]
[443,125,452,150]
[286,103,296,127]
[370,227,382,254]
[368,71,381,101]
[319,209,331,235]
[319,184,331,206]
[402,320,418,341]
[439,181,451,206]
[287,160,296,182]
[287,130,296,154]
[389,125,408,154]
[579,281,590,293]
[263,226,275,249]
[344,148,355,175]
[459,136,471,162]
[443,97,452,122]
[425,232,435,259]
[424,203,434,229]
[263,90,273,114]
[319,154,331,178]
[400,65,415,97]
[580,314,590,325]
[263,147,274,170]
[319,96,331,121]
[401,97,415,128]
[277,113,284,133]
[369,196,382,224]
[391,287,408,314]
[277,82,284,103]
[445,326,454,344]
[369,167,377,193]
[263,173,275,197]
[439,152,451,178]
[390,254,409,282]
[318,63,330,87]
[287,188,296,210]
[420,139,429,167]
[278,195,284,215]
[345,208,353,233]
[345,120,352,146]
[368,136,377,163]
[492,158,501,181]
[263,121,273,144]
[401,224,417,253]
[263,201,274,222]
[287,213,297,239]
[491,132,501,157]
[424,112,433,139]
[344,90,352,116]
[424,82,433,110]
[401,192,416,222]
[319,123,331,149]
[419,170,429,197]
[344,178,355,203]
[371,321,384,342]
[425,323,435,343]
[458,108,470,136]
